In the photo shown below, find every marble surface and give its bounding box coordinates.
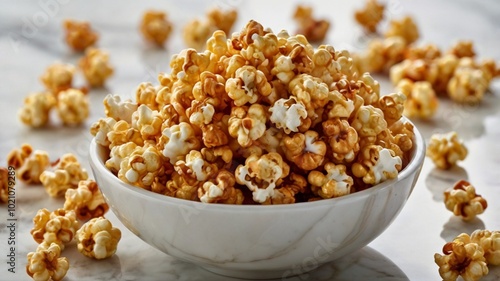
[1,0,500,280]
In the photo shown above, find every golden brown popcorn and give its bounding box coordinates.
[107,120,144,148]
[192,71,229,111]
[18,92,56,128]
[63,19,98,52]
[228,104,267,148]
[283,130,327,171]
[40,63,75,94]
[26,242,69,281]
[186,100,216,128]
[289,74,329,118]
[447,40,475,58]
[0,167,8,203]
[322,118,359,163]
[175,150,218,182]
[323,89,355,120]
[40,154,89,197]
[384,16,419,45]
[106,142,138,174]
[76,217,121,259]
[235,152,290,203]
[444,180,487,221]
[351,105,388,140]
[390,59,439,86]
[90,117,117,147]
[377,92,406,126]
[269,96,308,134]
[404,44,441,61]
[56,88,89,126]
[352,145,401,185]
[396,79,439,119]
[161,122,201,164]
[165,171,201,200]
[293,5,330,43]
[354,0,385,33]
[356,72,381,105]
[226,65,272,106]
[471,230,500,266]
[7,144,50,184]
[267,173,308,204]
[206,8,238,35]
[79,48,114,87]
[426,131,468,170]
[135,82,159,110]
[435,233,488,281]
[360,36,407,73]
[434,54,460,93]
[140,10,173,46]
[308,163,353,199]
[183,19,215,51]
[31,208,80,249]
[103,94,138,123]
[118,145,165,189]
[7,143,33,169]
[447,67,488,104]
[131,105,163,141]
[479,59,500,84]
[206,29,229,59]
[198,169,243,204]
[64,179,109,221]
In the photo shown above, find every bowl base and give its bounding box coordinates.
[200,264,315,280]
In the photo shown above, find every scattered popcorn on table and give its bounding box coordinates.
[384,16,419,45]
[56,88,89,126]
[447,66,488,104]
[426,131,467,170]
[0,167,8,203]
[140,10,173,46]
[404,44,441,61]
[18,92,56,128]
[30,208,80,250]
[444,180,487,221]
[64,179,109,221]
[7,143,34,169]
[26,242,69,281]
[63,19,98,52]
[76,217,121,259]
[40,63,75,94]
[354,0,385,33]
[447,40,476,58]
[293,5,330,43]
[184,8,237,50]
[7,144,50,184]
[79,48,114,87]
[358,36,407,73]
[40,153,89,197]
[471,230,500,266]
[435,233,489,281]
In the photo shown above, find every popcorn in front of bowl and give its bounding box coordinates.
[426,132,467,170]
[354,0,385,33]
[471,230,500,266]
[27,242,69,281]
[56,88,89,126]
[79,48,113,87]
[18,92,56,128]
[64,179,109,221]
[31,208,80,250]
[7,144,50,184]
[396,79,439,119]
[444,180,487,221]
[140,10,173,46]
[76,217,121,259]
[63,19,98,52]
[435,232,489,281]
[40,63,76,94]
[293,5,330,43]
[40,154,89,197]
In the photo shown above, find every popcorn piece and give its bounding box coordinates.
[118,145,164,188]
[90,117,117,147]
[426,132,467,170]
[447,67,488,104]
[384,16,419,45]
[0,168,8,203]
[63,19,98,52]
[107,120,144,148]
[377,92,406,126]
[40,154,89,197]
[444,180,487,221]
[352,145,402,185]
[396,79,439,119]
[183,19,215,51]
[390,59,439,86]
[356,72,380,106]
[103,94,138,123]
[198,169,244,204]
[135,82,159,110]
[165,171,201,201]
[269,97,308,134]
[175,150,217,182]
[322,118,359,163]
[76,217,121,259]
[434,54,460,93]
[351,105,387,140]
[360,36,407,73]
[79,48,114,87]
[26,242,69,281]
[18,92,56,127]
[235,152,290,203]
[206,8,238,35]
[40,63,75,94]
[64,179,109,221]
[447,40,475,58]
[106,142,138,174]
[140,10,173,46]
[293,5,330,43]
[7,144,50,184]
[226,65,272,106]
[267,173,307,204]
[435,233,488,281]
[30,208,80,249]
[187,100,216,128]
[56,88,89,126]
[308,163,353,199]
[354,0,385,33]
[161,122,201,164]
[131,105,163,141]
[471,230,500,266]
[405,44,441,61]
[6,143,33,169]
[228,104,267,148]
[283,130,327,171]
[289,74,329,118]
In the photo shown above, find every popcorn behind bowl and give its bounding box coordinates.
[89,122,425,279]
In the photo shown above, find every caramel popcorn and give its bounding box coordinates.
[40,153,89,197]
[269,97,308,133]
[79,48,114,87]
[56,88,89,126]
[161,122,201,164]
[384,16,419,45]
[283,130,327,170]
[354,0,385,33]
[106,142,138,173]
[359,36,407,73]
[322,118,359,163]
[140,10,173,46]
[226,65,272,106]
[90,117,117,147]
[206,8,237,35]
[228,104,267,148]
[447,40,476,58]
[471,230,500,266]
[183,19,215,51]
[444,180,487,221]
[64,179,109,221]
[198,170,243,204]
[7,144,50,184]
[352,145,401,185]
[0,167,8,203]
[31,208,79,249]
[308,163,353,199]
[118,145,165,188]
[293,5,330,43]
[26,242,69,281]
[396,79,439,119]
[63,19,98,52]
[390,59,438,86]
[76,217,121,259]
[18,92,56,127]
[447,67,488,104]
[135,82,159,110]
[426,132,467,170]
[404,44,442,61]
[40,63,75,94]
[435,233,489,281]
[103,94,138,123]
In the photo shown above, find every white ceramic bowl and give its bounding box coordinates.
[89,124,425,280]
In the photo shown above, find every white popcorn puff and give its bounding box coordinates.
[352,145,402,185]
[189,103,215,126]
[103,94,138,123]
[308,163,353,199]
[269,97,308,133]
[372,148,402,184]
[90,117,117,147]
[161,122,200,164]
[179,150,216,181]
[131,104,163,140]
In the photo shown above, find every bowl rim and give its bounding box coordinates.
[89,119,426,211]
